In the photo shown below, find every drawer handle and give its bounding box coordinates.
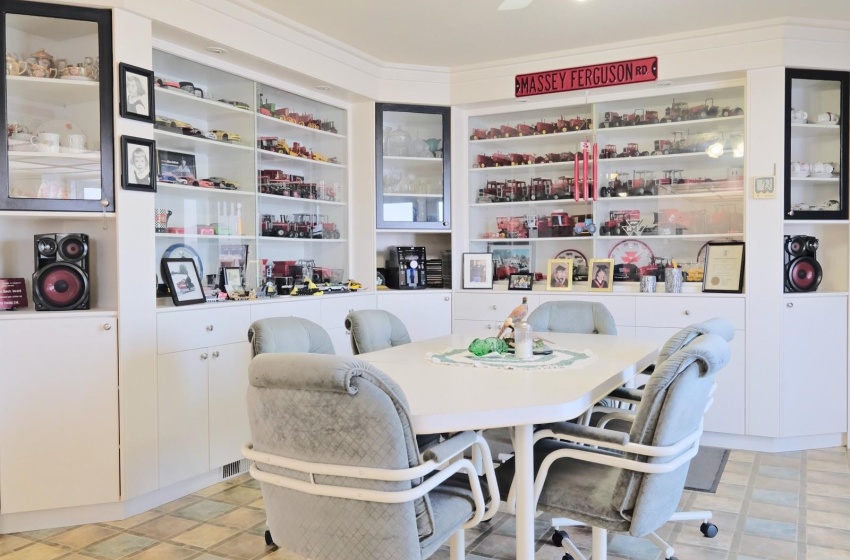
[444,296,450,301]
[486,324,492,329]
[684,310,691,316]
[200,353,208,360]
[491,305,498,310]
[206,325,214,332]
[212,351,220,358]
[787,302,794,308]
[103,323,112,331]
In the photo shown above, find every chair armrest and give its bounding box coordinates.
[608,386,643,403]
[422,431,477,464]
[542,421,630,447]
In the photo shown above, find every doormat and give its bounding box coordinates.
[685,446,730,493]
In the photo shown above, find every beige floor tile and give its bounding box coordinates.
[806,469,850,485]
[666,543,729,560]
[759,454,802,468]
[210,508,268,530]
[714,482,747,499]
[724,460,755,474]
[259,548,310,559]
[132,515,198,540]
[753,475,800,493]
[47,525,117,549]
[691,493,744,514]
[193,482,236,499]
[15,528,69,541]
[245,498,265,510]
[81,533,157,560]
[0,543,67,560]
[806,448,849,463]
[210,533,267,560]
[102,511,162,530]
[56,554,102,560]
[672,514,736,550]
[806,544,850,560]
[0,536,31,556]
[808,459,850,474]
[170,524,238,549]
[806,525,850,551]
[809,481,850,500]
[729,450,756,463]
[807,494,850,514]
[154,495,203,514]
[719,469,750,486]
[207,486,263,506]
[127,543,196,560]
[738,534,798,559]
[808,509,850,531]
[228,473,253,485]
[746,501,799,524]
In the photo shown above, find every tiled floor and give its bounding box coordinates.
[0,447,848,560]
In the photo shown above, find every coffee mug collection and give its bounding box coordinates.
[791,161,837,178]
[790,107,840,125]
[8,123,88,154]
[5,48,99,81]
[639,269,684,293]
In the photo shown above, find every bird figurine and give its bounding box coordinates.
[497,296,529,338]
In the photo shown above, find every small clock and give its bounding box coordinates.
[162,243,203,278]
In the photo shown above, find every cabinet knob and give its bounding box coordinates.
[212,351,220,358]
[206,325,214,332]
[103,323,112,331]
[684,310,691,316]
[787,302,794,308]
[444,296,450,301]
[491,305,498,310]
[200,353,208,360]
[486,324,492,329]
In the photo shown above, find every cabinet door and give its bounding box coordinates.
[0,316,118,513]
[376,103,450,229]
[158,349,210,487]
[209,342,252,468]
[781,296,848,437]
[452,319,498,338]
[377,292,451,340]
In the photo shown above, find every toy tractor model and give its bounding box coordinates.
[516,123,535,136]
[500,124,519,138]
[261,214,297,237]
[653,139,672,155]
[618,143,641,158]
[687,98,720,120]
[475,154,495,168]
[600,144,618,159]
[529,177,551,200]
[550,211,575,237]
[491,152,512,167]
[485,127,502,139]
[470,128,487,141]
[670,131,690,154]
[535,120,557,134]
[573,216,597,235]
[477,180,501,203]
[600,112,622,128]
[316,214,341,239]
[661,99,688,122]
[660,169,686,188]
[499,180,527,202]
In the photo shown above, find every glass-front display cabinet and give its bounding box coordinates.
[376,103,450,230]
[1,0,113,211]
[785,68,849,220]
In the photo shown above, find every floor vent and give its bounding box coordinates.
[222,459,248,479]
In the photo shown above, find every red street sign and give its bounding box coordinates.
[515,56,658,98]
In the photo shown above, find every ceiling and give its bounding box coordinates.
[242,0,850,68]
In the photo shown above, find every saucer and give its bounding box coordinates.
[791,171,810,178]
[810,172,836,179]
[59,75,96,81]
[790,118,807,124]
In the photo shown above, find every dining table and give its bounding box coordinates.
[357,331,658,560]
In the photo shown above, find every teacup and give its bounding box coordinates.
[31,132,60,153]
[790,108,808,121]
[31,66,57,79]
[5,59,28,76]
[817,112,840,124]
[812,162,835,174]
[791,162,810,173]
[55,58,67,72]
[67,134,87,153]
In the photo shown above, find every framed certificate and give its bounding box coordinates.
[702,241,745,293]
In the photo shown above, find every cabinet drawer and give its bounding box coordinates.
[158,306,251,354]
[537,294,636,327]
[453,293,539,322]
[320,294,376,330]
[635,296,744,330]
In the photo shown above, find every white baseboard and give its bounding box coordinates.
[701,431,846,452]
[0,468,235,534]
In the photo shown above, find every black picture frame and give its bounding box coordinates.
[119,62,155,123]
[121,136,156,192]
[702,241,745,294]
[508,273,533,291]
[161,258,206,306]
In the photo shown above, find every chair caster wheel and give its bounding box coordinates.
[666,557,678,560]
[562,554,575,560]
[552,529,569,547]
[264,529,275,546]
[700,522,718,538]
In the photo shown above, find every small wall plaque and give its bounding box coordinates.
[0,278,28,311]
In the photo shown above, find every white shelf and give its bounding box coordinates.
[0,308,116,320]
[789,176,839,182]
[472,236,594,242]
[376,229,452,234]
[156,182,253,197]
[256,112,346,141]
[0,210,114,220]
[383,193,444,198]
[470,199,592,209]
[155,233,254,240]
[469,128,591,148]
[596,115,744,135]
[784,219,849,225]
[597,151,738,165]
[470,160,574,173]
[258,193,345,206]
[155,87,254,121]
[783,291,849,297]
[790,122,841,137]
[257,148,345,171]
[595,189,744,202]
[153,129,254,153]
[258,236,346,243]
[6,75,98,104]
[596,233,744,240]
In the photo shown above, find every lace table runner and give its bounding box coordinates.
[426,347,595,370]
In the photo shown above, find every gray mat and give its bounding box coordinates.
[685,446,729,493]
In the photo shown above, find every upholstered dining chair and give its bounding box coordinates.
[345,309,412,355]
[242,352,499,560]
[526,300,617,335]
[248,316,335,357]
[498,333,731,560]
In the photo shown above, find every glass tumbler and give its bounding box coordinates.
[514,320,534,359]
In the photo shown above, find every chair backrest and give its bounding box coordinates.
[345,309,412,355]
[656,317,734,364]
[247,353,433,560]
[526,300,617,334]
[611,333,731,537]
[248,316,335,357]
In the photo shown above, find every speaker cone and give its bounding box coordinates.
[37,237,58,257]
[786,256,823,292]
[59,235,88,262]
[33,263,89,310]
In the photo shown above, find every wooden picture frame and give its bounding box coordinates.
[121,136,156,192]
[462,253,494,289]
[547,259,573,291]
[161,258,206,306]
[702,241,745,293]
[119,62,155,123]
[508,272,533,291]
[589,258,614,292]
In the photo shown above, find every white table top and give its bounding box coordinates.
[358,332,658,434]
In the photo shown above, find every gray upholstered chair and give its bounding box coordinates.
[242,353,499,560]
[526,300,617,335]
[497,333,731,560]
[345,309,412,355]
[248,316,335,357]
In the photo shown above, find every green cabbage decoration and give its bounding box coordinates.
[468,337,510,357]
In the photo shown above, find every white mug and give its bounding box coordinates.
[791,162,810,173]
[813,162,834,174]
[817,112,840,124]
[67,134,87,153]
[791,108,807,121]
[31,132,60,152]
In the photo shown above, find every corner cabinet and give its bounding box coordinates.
[376,103,450,230]
[1,0,114,212]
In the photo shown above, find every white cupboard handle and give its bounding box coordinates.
[787,302,794,308]
[212,351,220,358]
[103,323,112,331]
[491,305,498,310]
[684,310,691,316]
[444,296,450,301]
[206,325,214,331]
[200,353,208,360]
[486,324,492,329]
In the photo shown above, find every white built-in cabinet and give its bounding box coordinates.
[377,291,453,340]
[0,315,119,513]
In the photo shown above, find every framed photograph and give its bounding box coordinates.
[118,63,155,123]
[222,266,243,290]
[589,258,614,292]
[488,242,532,281]
[508,272,533,291]
[462,253,494,289]
[702,241,745,293]
[161,258,206,306]
[547,259,573,291]
[753,175,776,199]
[121,136,156,192]
[157,150,197,183]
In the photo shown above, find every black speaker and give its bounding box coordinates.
[33,233,91,311]
[784,235,822,293]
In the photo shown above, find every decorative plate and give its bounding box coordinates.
[162,243,203,278]
[608,239,654,269]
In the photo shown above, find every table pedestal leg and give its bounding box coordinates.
[514,423,535,560]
